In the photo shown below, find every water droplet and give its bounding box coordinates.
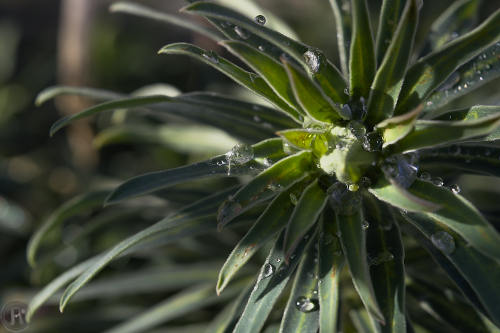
[303,49,321,73]
[202,50,219,64]
[258,45,265,52]
[295,296,317,312]
[432,177,444,186]
[362,132,383,152]
[227,143,254,164]
[234,26,250,39]
[262,263,275,278]
[254,14,266,25]
[431,231,455,255]
[276,258,281,263]
[217,198,243,225]
[369,251,394,266]
[450,184,461,194]
[348,184,359,192]
[362,220,369,230]
[419,172,431,181]
[383,155,419,188]
[341,103,352,118]
[289,193,298,205]
[344,87,350,95]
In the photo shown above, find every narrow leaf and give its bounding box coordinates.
[395,9,500,114]
[205,286,253,333]
[110,1,222,42]
[318,208,345,333]
[336,206,385,323]
[392,114,500,153]
[349,0,376,99]
[36,86,123,106]
[328,0,352,76]
[282,59,349,122]
[216,179,310,294]
[284,179,328,258]
[366,0,418,126]
[375,105,422,147]
[217,151,312,228]
[27,190,109,267]
[279,238,320,333]
[375,0,408,65]
[428,0,481,50]
[106,138,285,204]
[277,128,328,154]
[159,43,301,121]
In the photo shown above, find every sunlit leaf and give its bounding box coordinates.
[328,0,352,76]
[375,0,408,65]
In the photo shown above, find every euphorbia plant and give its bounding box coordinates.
[28,0,500,332]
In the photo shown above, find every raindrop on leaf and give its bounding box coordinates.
[431,231,455,255]
[254,14,266,25]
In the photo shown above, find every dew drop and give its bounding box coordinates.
[227,143,254,164]
[362,132,383,152]
[234,26,250,39]
[344,87,350,95]
[369,251,394,266]
[254,14,266,25]
[383,155,419,188]
[419,172,431,181]
[450,184,461,194]
[276,258,281,263]
[348,184,359,192]
[431,231,455,255]
[341,103,352,118]
[262,263,275,278]
[303,49,321,73]
[289,193,298,205]
[295,296,317,312]
[258,45,265,52]
[202,50,219,64]
[432,177,444,186]
[362,220,369,230]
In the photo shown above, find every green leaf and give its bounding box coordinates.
[27,255,101,322]
[395,9,500,115]
[106,138,284,204]
[205,286,253,333]
[386,179,500,260]
[217,151,312,228]
[424,43,500,113]
[102,282,243,333]
[282,59,349,122]
[400,212,500,327]
[349,309,378,333]
[328,0,352,76]
[110,1,223,42]
[284,179,328,258]
[365,197,406,333]
[216,179,309,294]
[59,188,237,312]
[159,43,301,121]
[182,1,348,104]
[279,238,320,333]
[369,177,441,213]
[428,0,481,50]
[392,114,500,153]
[366,0,419,126]
[220,40,301,113]
[375,0,408,65]
[375,105,422,147]
[27,190,109,267]
[336,206,385,323]
[36,85,123,106]
[50,95,169,136]
[349,0,376,99]
[318,208,345,333]
[233,232,312,333]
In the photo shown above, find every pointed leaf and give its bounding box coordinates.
[282,59,349,122]
[336,206,385,323]
[375,105,422,147]
[216,179,310,294]
[284,179,328,258]
[318,209,345,333]
[375,0,408,65]
[428,0,481,50]
[349,0,376,99]
[205,286,253,333]
[233,232,312,333]
[27,190,109,267]
[395,9,500,114]
[106,138,285,204]
[50,95,169,136]
[182,1,348,104]
[392,114,500,153]
[110,1,223,42]
[328,0,352,76]
[384,179,500,260]
[366,0,418,126]
[36,85,123,106]
[279,238,320,333]
[220,40,301,113]
[424,43,500,113]
[365,197,406,333]
[159,43,301,121]
[217,151,312,228]
[400,212,500,326]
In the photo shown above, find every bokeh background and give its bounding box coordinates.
[1,0,499,332]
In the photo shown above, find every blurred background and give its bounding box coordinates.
[0,0,499,332]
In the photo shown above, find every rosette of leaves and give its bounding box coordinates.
[28,0,500,332]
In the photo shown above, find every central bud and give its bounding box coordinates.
[319,122,376,184]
